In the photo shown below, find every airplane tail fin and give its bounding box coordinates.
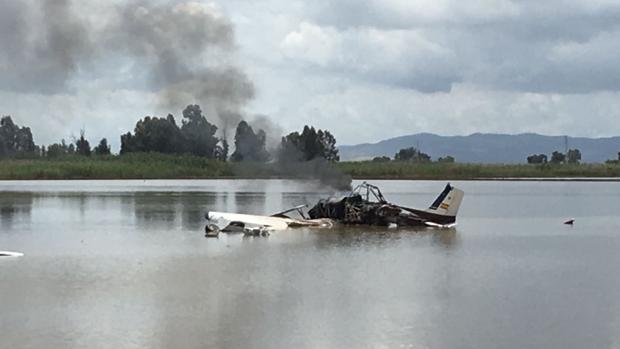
[426,183,464,218]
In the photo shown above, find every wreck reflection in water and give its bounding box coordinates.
[2,179,620,349]
[311,226,459,250]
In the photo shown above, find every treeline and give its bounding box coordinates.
[374,146,619,165]
[0,105,340,164]
[0,115,112,158]
[370,146,455,163]
[526,149,620,164]
[526,149,582,164]
[45,133,112,157]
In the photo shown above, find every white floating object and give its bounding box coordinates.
[207,211,332,232]
[0,251,24,257]
[424,221,457,229]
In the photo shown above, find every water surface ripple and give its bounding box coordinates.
[1,180,619,348]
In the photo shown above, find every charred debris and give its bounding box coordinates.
[308,182,464,227]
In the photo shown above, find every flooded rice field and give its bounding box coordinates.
[1,179,620,348]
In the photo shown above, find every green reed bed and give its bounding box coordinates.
[0,153,235,180]
[336,161,620,180]
[2,154,620,180]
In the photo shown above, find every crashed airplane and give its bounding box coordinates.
[205,182,464,236]
[308,182,464,228]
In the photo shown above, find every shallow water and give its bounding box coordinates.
[1,179,620,348]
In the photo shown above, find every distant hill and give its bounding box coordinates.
[339,133,620,163]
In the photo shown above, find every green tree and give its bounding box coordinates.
[550,151,566,164]
[317,129,339,161]
[438,155,455,163]
[94,138,111,155]
[279,125,340,162]
[394,147,431,162]
[46,139,71,158]
[230,121,269,162]
[120,105,224,158]
[47,144,63,157]
[180,105,221,158]
[0,116,36,157]
[75,131,91,156]
[527,154,547,164]
[121,114,186,154]
[372,156,391,162]
[567,149,581,164]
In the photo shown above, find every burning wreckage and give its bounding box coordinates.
[205,182,464,237]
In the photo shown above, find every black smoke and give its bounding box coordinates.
[0,0,93,94]
[0,0,253,122]
[0,0,350,191]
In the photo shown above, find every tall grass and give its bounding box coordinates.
[0,153,234,180]
[336,161,620,180]
[1,154,620,180]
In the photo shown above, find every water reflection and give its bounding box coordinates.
[132,193,180,229]
[3,180,620,349]
[130,192,219,231]
[311,226,459,250]
[0,192,33,230]
[179,193,214,230]
[431,228,458,248]
[233,191,267,215]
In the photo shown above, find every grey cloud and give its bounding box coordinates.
[294,1,620,94]
[281,23,461,92]
[3,0,620,149]
[320,57,460,93]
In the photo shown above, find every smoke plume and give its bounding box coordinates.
[0,0,350,191]
[105,1,255,121]
[0,0,253,125]
[249,114,284,152]
[0,0,93,94]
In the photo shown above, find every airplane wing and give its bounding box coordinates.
[207,211,333,232]
[208,211,290,230]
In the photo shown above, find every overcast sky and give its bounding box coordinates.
[2,0,620,150]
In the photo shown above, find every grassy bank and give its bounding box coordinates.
[1,154,620,180]
[336,161,620,180]
[0,153,235,180]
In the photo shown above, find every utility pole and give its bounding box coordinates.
[564,135,568,164]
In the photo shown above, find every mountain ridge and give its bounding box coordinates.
[338,133,620,163]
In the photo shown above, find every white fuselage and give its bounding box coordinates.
[208,212,296,230]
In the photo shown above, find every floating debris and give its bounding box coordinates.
[205,224,220,238]
[0,251,24,257]
[243,227,271,237]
